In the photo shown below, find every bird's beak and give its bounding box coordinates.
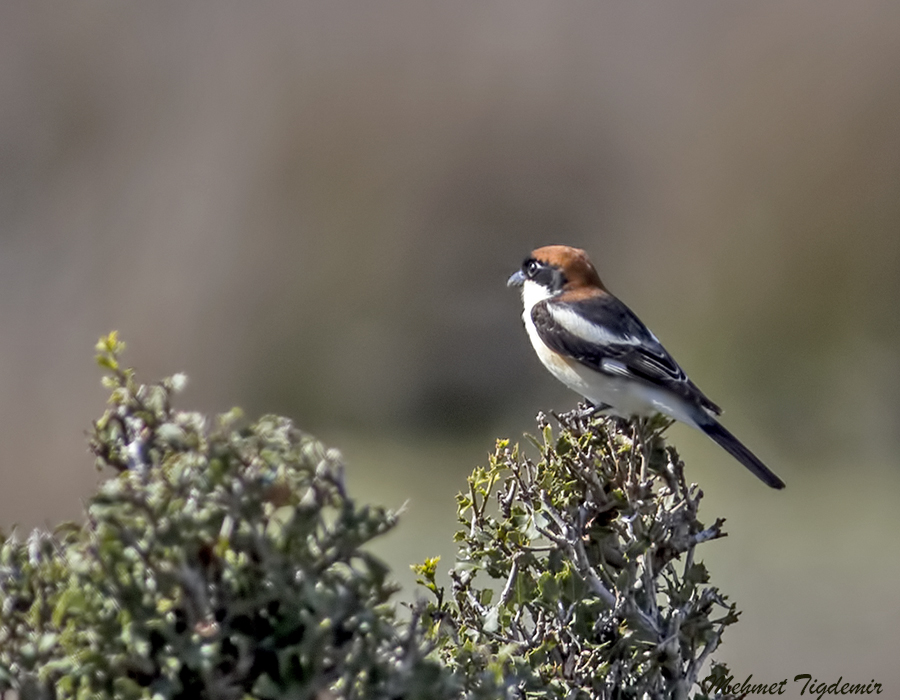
[507,270,526,288]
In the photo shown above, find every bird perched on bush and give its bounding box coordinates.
[508,245,784,489]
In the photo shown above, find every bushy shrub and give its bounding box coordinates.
[0,334,457,700]
[0,335,736,699]
[415,411,737,700]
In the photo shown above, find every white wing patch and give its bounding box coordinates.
[548,305,643,347]
[600,359,631,377]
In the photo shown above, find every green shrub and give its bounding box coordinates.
[415,412,737,700]
[0,335,736,699]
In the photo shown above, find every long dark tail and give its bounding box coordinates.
[699,419,785,489]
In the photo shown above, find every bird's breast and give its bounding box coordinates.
[522,306,700,425]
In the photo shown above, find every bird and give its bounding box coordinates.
[507,245,785,489]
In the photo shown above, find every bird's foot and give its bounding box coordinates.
[552,402,611,433]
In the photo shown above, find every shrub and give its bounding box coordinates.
[415,411,737,700]
[0,335,736,699]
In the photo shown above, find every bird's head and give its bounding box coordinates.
[507,245,606,302]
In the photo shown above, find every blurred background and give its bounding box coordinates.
[2,0,899,690]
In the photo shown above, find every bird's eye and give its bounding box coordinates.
[524,260,540,278]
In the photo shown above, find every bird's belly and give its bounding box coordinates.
[523,306,699,425]
[531,338,698,425]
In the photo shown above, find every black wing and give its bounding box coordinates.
[531,295,721,415]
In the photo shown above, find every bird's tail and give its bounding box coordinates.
[698,418,785,489]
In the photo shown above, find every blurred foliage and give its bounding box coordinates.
[0,336,737,699]
[0,334,457,699]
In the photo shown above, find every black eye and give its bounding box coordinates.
[524,259,540,278]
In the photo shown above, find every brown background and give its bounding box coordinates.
[2,1,899,690]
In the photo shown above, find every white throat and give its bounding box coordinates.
[520,279,555,315]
